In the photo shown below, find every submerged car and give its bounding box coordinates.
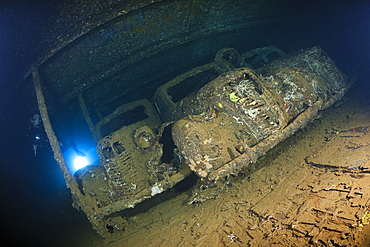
[25,1,354,239]
[68,46,288,233]
[54,45,352,237]
[172,46,354,181]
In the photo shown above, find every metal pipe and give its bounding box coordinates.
[32,66,109,238]
[32,67,74,185]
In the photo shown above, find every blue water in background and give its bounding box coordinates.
[0,0,369,246]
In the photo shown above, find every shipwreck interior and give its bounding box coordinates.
[7,0,370,246]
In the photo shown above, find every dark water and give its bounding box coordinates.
[0,0,369,246]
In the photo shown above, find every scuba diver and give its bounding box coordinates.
[29,113,85,157]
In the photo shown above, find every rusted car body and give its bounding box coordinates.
[26,1,354,239]
[172,46,354,181]
[32,45,354,238]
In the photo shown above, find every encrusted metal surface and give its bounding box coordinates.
[74,99,191,237]
[151,46,286,123]
[172,46,354,180]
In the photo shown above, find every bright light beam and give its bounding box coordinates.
[74,156,88,170]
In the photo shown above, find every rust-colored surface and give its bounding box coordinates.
[96,88,370,246]
[151,46,285,123]
[151,63,224,122]
[73,99,192,237]
[172,46,353,181]
[39,46,361,243]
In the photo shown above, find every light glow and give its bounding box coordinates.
[74,156,88,170]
